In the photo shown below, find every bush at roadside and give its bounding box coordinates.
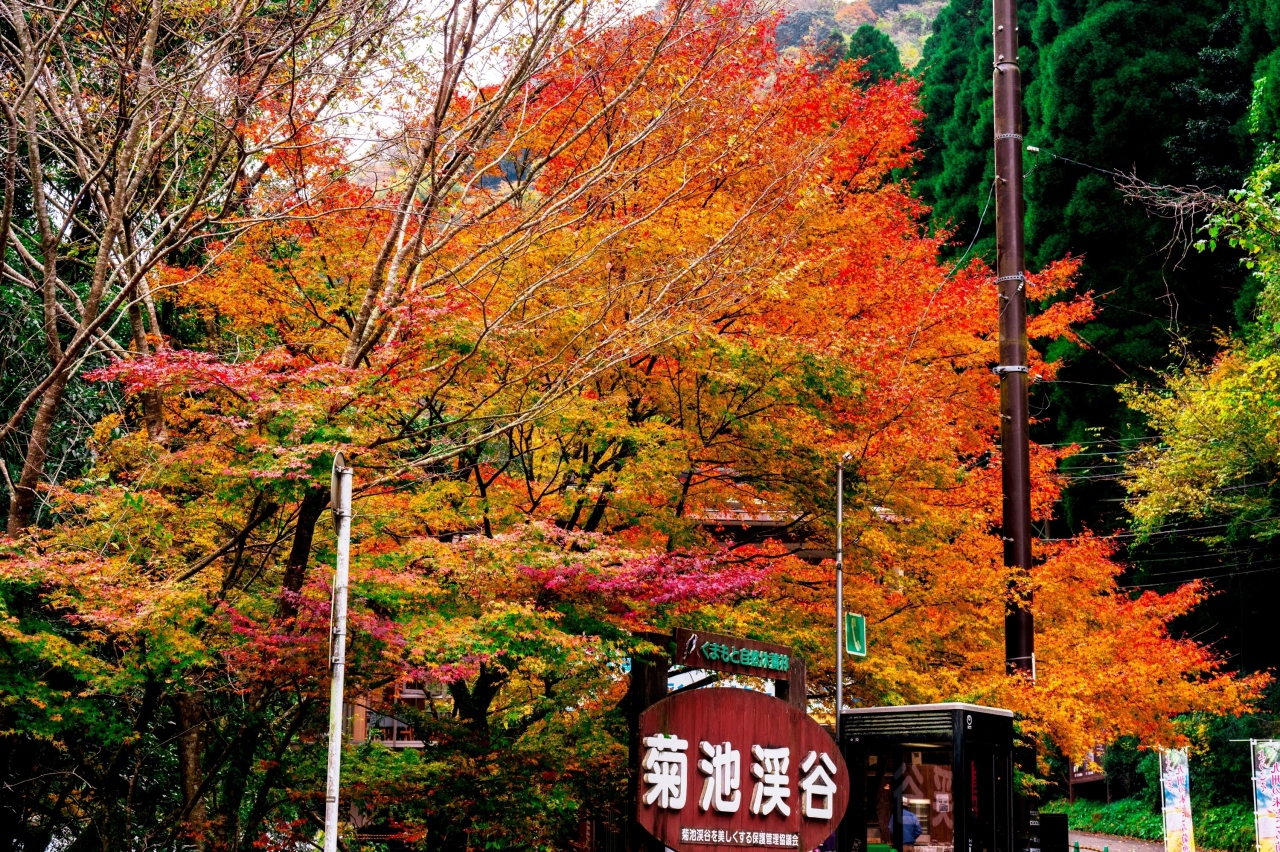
[1041,797,1255,852]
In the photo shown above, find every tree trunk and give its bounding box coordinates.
[128,298,168,443]
[278,485,330,618]
[6,369,70,534]
[237,698,314,849]
[174,693,208,843]
[215,720,264,852]
[448,663,506,743]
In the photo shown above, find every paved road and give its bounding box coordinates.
[1070,831,1165,852]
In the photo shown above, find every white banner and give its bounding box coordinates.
[1252,741,1280,852]
[1159,748,1195,852]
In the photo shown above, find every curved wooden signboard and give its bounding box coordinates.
[638,687,848,851]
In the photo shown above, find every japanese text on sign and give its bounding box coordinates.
[680,828,800,847]
[699,642,790,672]
[643,734,690,809]
[635,671,848,852]
[642,737,839,821]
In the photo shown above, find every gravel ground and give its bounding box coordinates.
[1069,831,1166,852]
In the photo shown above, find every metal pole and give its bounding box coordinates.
[323,453,353,852]
[835,459,845,717]
[992,0,1034,678]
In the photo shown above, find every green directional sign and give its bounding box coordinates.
[845,612,867,657]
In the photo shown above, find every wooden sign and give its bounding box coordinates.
[637,687,848,850]
[674,628,794,681]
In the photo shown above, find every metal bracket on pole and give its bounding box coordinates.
[1007,653,1037,682]
[992,365,1029,376]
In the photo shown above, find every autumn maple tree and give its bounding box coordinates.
[0,0,1263,848]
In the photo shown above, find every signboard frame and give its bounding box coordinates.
[637,686,848,851]
[674,628,795,681]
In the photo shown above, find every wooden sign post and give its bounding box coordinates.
[626,630,814,852]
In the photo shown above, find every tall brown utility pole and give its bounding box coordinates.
[993,4,1037,852]
[992,0,1034,680]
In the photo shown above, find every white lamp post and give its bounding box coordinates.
[323,451,352,852]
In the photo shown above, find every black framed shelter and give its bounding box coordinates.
[838,703,1015,852]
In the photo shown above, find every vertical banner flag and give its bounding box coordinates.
[1253,741,1280,852]
[1160,748,1195,852]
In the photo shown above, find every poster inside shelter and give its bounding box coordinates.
[1159,748,1195,852]
[1253,741,1280,852]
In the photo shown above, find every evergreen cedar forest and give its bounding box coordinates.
[3,0,1280,848]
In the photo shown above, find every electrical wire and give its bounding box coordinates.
[1039,436,1163,448]
[1125,546,1267,564]
[1122,562,1280,588]
[1134,560,1280,581]
[1040,378,1256,396]
[896,178,998,375]
[1018,144,1279,584]
[1025,145,1127,180]
[1057,447,1150,458]
[1039,515,1280,543]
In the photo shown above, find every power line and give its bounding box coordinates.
[1062,471,1134,482]
[1040,515,1280,543]
[1058,447,1149,458]
[1127,546,1270,564]
[1122,563,1280,588]
[1039,378,1260,397]
[1038,436,1163,448]
[1025,145,1127,180]
[1128,555,1280,579]
[897,178,997,374]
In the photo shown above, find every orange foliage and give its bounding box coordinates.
[9,4,1260,820]
[836,2,878,30]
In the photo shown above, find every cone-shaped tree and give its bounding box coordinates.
[847,23,901,84]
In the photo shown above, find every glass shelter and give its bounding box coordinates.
[838,704,1014,852]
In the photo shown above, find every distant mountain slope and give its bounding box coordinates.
[778,0,945,68]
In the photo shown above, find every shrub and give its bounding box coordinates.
[1041,798,1256,852]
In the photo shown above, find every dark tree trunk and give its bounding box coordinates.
[583,487,611,532]
[448,663,507,741]
[6,370,70,534]
[237,698,314,849]
[215,718,265,852]
[278,485,330,618]
[127,298,167,444]
[174,693,208,842]
[98,677,162,852]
